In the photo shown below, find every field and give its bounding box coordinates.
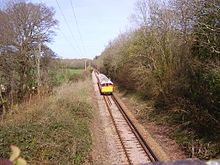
[0,74,94,164]
[50,69,84,86]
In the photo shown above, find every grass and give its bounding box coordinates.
[0,77,93,164]
[50,68,84,86]
[67,69,83,74]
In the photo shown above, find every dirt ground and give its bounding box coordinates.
[90,96,111,165]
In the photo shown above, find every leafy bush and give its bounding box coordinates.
[94,0,220,159]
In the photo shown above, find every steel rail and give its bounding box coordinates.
[94,71,158,163]
[103,96,132,165]
[111,94,159,162]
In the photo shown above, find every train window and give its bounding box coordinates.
[100,83,113,86]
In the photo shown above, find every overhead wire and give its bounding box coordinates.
[69,0,87,56]
[58,29,78,53]
[34,0,84,57]
[34,0,77,54]
[55,0,83,57]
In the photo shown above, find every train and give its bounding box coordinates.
[97,73,114,95]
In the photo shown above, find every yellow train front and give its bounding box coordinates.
[98,74,114,95]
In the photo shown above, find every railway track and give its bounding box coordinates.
[93,71,220,165]
[93,70,159,164]
[103,94,159,164]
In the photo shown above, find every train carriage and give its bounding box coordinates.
[97,74,114,95]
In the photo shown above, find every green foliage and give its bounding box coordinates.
[190,68,220,110]
[173,127,220,159]
[0,79,93,164]
[192,1,220,60]
[94,0,220,159]
[49,69,84,86]
[0,1,58,103]
[188,0,220,142]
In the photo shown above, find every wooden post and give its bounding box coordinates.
[84,60,87,71]
[37,41,41,87]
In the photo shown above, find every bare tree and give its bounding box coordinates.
[131,0,150,27]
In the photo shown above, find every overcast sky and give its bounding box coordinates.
[30,0,137,59]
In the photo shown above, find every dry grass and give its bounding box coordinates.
[0,78,93,165]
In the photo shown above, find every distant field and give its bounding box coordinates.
[51,69,84,86]
[67,68,84,74]
[60,59,91,69]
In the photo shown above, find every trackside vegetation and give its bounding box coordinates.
[50,68,84,86]
[0,1,94,164]
[0,1,58,115]
[94,0,220,159]
[0,75,93,164]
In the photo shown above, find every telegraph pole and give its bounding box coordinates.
[84,60,87,71]
[37,36,41,87]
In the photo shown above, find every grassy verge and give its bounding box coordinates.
[0,77,93,164]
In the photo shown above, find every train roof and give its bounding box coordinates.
[98,74,113,84]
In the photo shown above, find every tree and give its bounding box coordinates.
[193,0,220,60]
[190,0,220,122]
[0,1,58,102]
[95,0,220,159]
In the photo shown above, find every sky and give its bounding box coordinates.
[31,0,138,59]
